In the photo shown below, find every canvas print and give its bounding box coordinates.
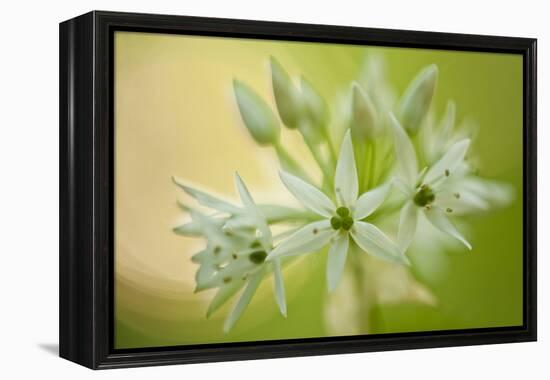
[114,31,523,349]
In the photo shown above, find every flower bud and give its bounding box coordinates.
[300,76,329,127]
[233,79,280,145]
[297,76,330,145]
[270,57,302,129]
[350,82,379,140]
[399,64,438,135]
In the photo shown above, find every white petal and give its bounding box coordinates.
[424,139,470,185]
[172,176,239,213]
[173,221,202,236]
[279,171,335,217]
[461,177,514,207]
[326,233,349,292]
[455,191,490,211]
[334,130,359,207]
[191,249,208,263]
[195,259,254,291]
[393,177,413,196]
[259,204,310,223]
[188,209,224,235]
[421,114,435,163]
[224,269,264,332]
[424,206,472,250]
[223,214,256,230]
[272,259,287,317]
[388,113,418,187]
[220,224,255,241]
[436,189,489,214]
[206,279,244,318]
[351,221,410,265]
[354,182,392,219]
[272,227,300,243]
[436,101,456,148]
[234,172,257,210]
[234,173,272,247]
[398,201,418,252]
[195,263,216,286]
[267,220,333,259]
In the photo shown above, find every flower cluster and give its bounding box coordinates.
[173,56,512,332]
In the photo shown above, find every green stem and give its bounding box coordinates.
[273,142,313,183]
[301,133,333,189]
[323,126,338,164]
[358,144,366,192]
[353,141,365,194]
[259,205,318,225]
[375,145,394,184]
[367,142,376,190]
[349,246,371,333]
[356,141,367,193]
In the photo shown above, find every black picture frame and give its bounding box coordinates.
[59,10,537,369]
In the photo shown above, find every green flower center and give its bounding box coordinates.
[336,206,350,217]
[248,250,267,264]
[413,185,435,207]
[331,207,354,231]
[249,241,262,248]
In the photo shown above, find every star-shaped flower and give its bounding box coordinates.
[267,130,408,291]
[389,113,472,252]
[173,173,287,332]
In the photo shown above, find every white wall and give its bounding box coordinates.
[0,0,546,378]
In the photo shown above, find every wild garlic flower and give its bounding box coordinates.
[268,130,408,291]
[418,102,514,216]
[173,174,286,332]
[389,113,472,252]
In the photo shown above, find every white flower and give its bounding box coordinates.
[173,173,287,332]
[267,130,408,292]
[418,102,514,215]
[389,113,473,252]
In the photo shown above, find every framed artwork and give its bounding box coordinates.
[59,11,537,369]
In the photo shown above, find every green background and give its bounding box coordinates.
[114,32,523,348]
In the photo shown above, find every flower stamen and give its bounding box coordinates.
[341,216,354,230]
[330,207,354,231]
[336,206,350,217]
[330,216,342,230]
[248,250,267,264]
[413,185,435,207]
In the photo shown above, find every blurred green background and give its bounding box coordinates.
[114,31,523,349]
